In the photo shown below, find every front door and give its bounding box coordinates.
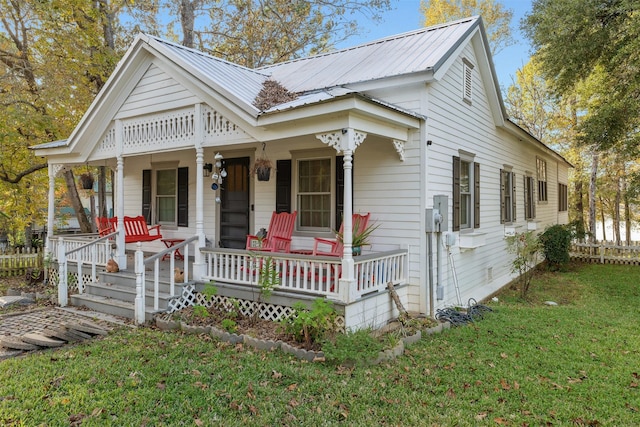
[219,157,250,249]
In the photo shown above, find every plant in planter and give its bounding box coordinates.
[250,157,273,181]
[337,218,379,256]
[79,172,94,190]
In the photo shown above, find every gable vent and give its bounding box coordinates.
[463,58,474,104]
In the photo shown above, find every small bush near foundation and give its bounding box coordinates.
[539,224,573,270]
[280,298,337,350]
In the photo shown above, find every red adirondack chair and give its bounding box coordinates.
[312,213,371,256]
[246,211,297,253]
[95,216,115,237]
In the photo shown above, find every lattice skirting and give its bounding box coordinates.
[166,287,345,329]
[47,266,91,294]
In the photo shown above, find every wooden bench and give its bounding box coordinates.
[96,216,162,243]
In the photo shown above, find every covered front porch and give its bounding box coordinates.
[49,233,409,328]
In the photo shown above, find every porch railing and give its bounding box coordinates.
[201,248,408,303]
[134,236,197,324]
[53,232,116,306]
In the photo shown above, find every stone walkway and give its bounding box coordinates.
[0,306,131,360]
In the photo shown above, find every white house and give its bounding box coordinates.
[34,16,570,328]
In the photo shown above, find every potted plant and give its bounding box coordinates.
[250,157,273,181]
[79,172,94,190]
[337,218,379,256]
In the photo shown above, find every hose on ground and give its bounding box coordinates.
[435,298,493,326]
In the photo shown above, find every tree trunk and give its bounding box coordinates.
[623,174,631,244]
[574,180,585,235]
[63,170,93,233]
[180,0,197,48]
[589,151,598,243]
[614,173,621,245]
[98,166,107,217]
[599,196,606,242]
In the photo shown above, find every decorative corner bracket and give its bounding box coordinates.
[392,140,406,162]
[316,129,367,153]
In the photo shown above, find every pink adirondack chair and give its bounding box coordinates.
[246,211,297,253]
[312,213,371,256]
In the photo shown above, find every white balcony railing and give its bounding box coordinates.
[201,248,408,303]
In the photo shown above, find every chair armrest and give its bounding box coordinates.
[148,224,161,236]
[312,237,338,255]
[270,236,292,253]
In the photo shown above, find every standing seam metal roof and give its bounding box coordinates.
[259,17,479,93]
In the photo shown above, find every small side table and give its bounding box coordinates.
[161,238,185,261]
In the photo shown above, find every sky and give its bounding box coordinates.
[337,0,534,88]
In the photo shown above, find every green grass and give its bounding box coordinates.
[1,263,639,426]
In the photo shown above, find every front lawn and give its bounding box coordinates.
[1,263,639,426]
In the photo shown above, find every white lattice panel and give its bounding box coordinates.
[167,284,197,312]
[122,108,195,154]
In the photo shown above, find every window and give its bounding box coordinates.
[297,157,332,230]
[537,158,548,202]
[524,175,536,220]
[500,169,516,223]
[558,183,568,212]
[142,167,188,226]
[462,59,474,104]
[453,155,480,231]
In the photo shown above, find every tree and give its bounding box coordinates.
[523,0,640,151]
[165,0,392,66]
[420,0,515,55]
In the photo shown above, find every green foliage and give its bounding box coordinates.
[201,282,218,300]
[539,224,573,271]
[505,231,540,298]
[322,328,384,366]
[256,256,278,301]
[220,318,237,333]
[280,298,337,349]
[192,305,209,319]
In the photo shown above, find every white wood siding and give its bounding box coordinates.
[116,64,199,119]
[423,44,570,308]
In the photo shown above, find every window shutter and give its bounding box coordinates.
[524,175,529,220]
[474,162,480,228]
[500,169,505,224]
[177,167,188,227]
[142,169,151,223]
[511,172,517,222]
[275,159,291,213]
[453,156,460,231]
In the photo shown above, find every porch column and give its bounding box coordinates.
[46,164,63,256]
[316,128,367,303]
[115,155,126,269]
[192,146,206,279]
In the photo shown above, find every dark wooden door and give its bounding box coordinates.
[219,157,250,249]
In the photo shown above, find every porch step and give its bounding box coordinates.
[100,271,186,294]
[82,282,180,308]
[70,294,159,322]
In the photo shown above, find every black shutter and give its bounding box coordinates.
[452,156,460,231]
[142,169,151,223]
[276,159,291,213]
[474,162,480,228]
[511,172,516,222]
[500,169,505,224]
[177,167,188,227]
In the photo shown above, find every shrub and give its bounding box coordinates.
[505,231,540,298]
[539,224,573,270]
[280,298,337,349]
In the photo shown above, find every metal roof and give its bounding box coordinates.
[144,35,270,112]
[260,17,479,93]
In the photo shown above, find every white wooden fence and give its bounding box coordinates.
[570,240,640,265]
